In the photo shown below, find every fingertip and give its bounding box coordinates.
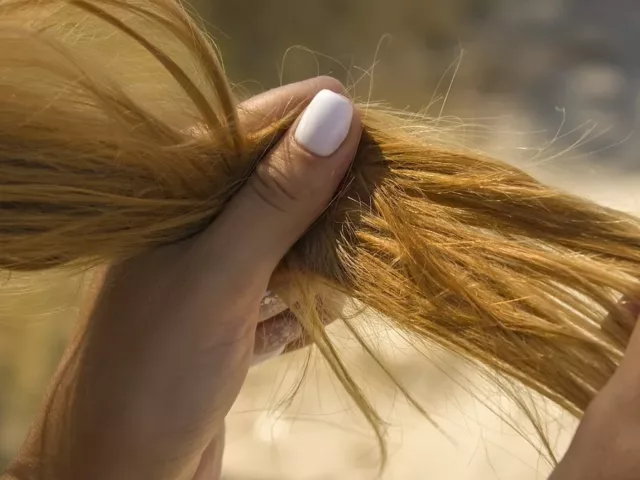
[312,75,347,96]
[238,76,348,134]
[294,89,354,157]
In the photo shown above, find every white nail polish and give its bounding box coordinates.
[294,89,353,157]
[250,344,286,367]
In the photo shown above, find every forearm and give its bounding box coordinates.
[2,471,23,480]
[2,464,29,480]
[3,428,224,480]
[2,263,227,480]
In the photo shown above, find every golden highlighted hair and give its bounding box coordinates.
[2,0,639,466]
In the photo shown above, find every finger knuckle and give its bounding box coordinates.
[248,160,303,213]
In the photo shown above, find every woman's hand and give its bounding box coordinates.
[5,76,362,480]
[550,300,640,480]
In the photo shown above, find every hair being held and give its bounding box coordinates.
[2,0,640,467]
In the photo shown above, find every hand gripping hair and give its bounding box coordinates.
[2,0,640,466]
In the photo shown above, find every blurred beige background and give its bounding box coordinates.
[2,0,640,478]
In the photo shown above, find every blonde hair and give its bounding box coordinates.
[2,0,639,467]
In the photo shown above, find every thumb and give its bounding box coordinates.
[201,89,362,274]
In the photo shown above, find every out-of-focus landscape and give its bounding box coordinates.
[2,0,640,478]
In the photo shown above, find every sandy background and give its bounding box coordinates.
[2,0,640,478]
